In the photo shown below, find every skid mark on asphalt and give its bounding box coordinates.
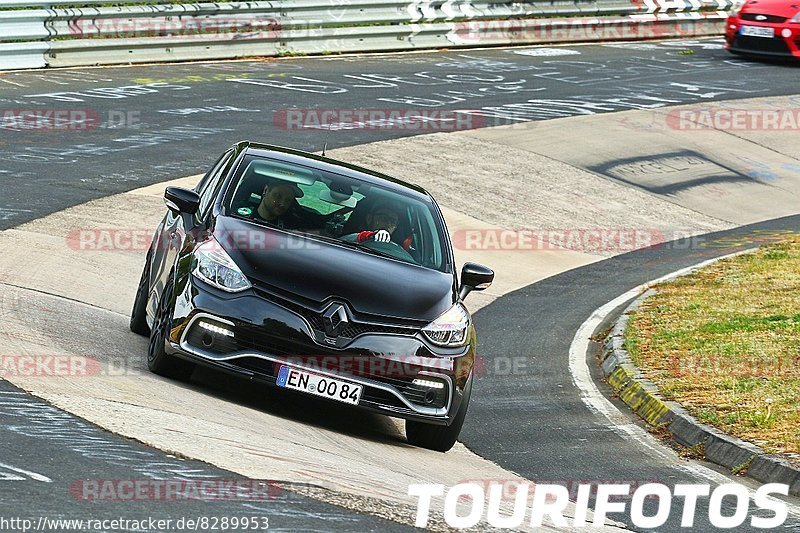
[0,460,52,482]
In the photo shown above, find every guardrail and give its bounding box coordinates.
[0,0,735,70]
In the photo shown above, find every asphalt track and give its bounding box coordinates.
[0,38,798,229]
[1,38,800,531]
[466,215,800,532]
[0,381,409,532]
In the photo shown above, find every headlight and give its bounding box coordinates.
[422,303,471,347]
[730,1,746,16]
[192,238,251,292]
[791,11,800,22]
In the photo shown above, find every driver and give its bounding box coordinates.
[356,202,404,246]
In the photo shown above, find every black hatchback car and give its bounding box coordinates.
[130,142,494,451]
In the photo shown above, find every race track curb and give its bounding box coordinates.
[600,290,800,497]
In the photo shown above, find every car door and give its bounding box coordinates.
[147,150,235,318]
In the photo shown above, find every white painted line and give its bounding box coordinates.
[512,48,581,57]
[568,248,800,518]
[0,461,52,482]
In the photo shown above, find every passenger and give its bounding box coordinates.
[243,181,327,232]
[254,182,303,228]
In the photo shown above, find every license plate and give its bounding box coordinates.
[276,365,362,405]
[740,25,775,38]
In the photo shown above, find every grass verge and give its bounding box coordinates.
[624,237,800,462]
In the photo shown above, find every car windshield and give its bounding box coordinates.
[225,155,449,272]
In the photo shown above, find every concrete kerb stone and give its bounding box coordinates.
[749,455,800,495]
[600,289,800,496]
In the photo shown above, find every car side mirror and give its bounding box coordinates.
[459,262,494,300]
[164,186,201,215]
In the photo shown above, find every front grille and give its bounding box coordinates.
[182,297,448,410]
[740,13,787,22]
[229,355,448,409]
[360,388,408,409]
[732,35,792,54]
[339,321,412,338]
[270,296,324,331]
[233,357,280,377]
[235,325,324,357]
[219,357,409,409]
[253,287,418,339]
[192,329,450,410]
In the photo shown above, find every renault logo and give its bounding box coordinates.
[322,303,348,337]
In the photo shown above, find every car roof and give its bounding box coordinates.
[239,141,433,201]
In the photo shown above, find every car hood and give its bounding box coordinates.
[213,216,456,322]
[739,0,800,17]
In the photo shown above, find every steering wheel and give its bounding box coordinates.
[340,233,416,263]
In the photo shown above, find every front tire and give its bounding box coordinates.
[406,376,472,452]
[147,279,195,381]
[129,251,152,336]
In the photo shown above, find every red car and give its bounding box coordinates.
[725,0,800,58]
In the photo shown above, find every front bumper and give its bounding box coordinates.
[725,17,800,58]
[165,276,474,425]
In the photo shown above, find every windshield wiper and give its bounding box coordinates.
[314,235,401,261]
[347,243,399,261]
